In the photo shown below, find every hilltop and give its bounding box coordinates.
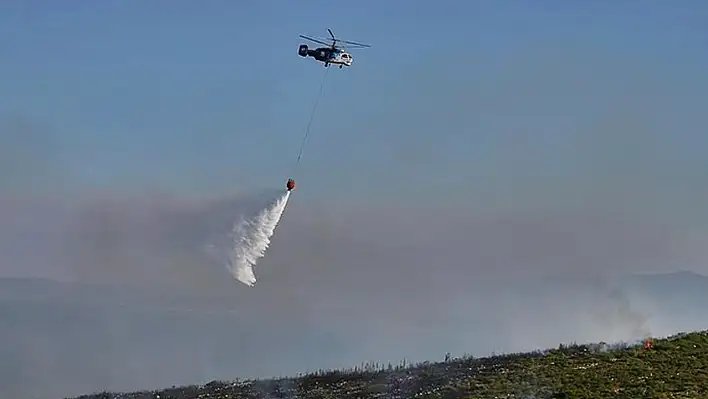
[69,330,708,399]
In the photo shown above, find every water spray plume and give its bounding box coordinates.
[226,184,292,286]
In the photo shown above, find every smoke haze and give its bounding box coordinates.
[2,186,708,398]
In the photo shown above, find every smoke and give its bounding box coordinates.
[2,189,708,398]
[216,190,291,286]
[0,186,288,292]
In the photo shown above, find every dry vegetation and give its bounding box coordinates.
[69,330,708,399]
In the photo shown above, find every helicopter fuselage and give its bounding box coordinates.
[298,44,352,67]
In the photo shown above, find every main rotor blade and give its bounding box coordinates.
[299,35,330,46]
[328,28,335,40]
[336,39,371,48]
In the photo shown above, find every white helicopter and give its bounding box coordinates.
[298,29,371,68]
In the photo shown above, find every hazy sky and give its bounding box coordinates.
[2,2,708,396]
[2,0,708,305]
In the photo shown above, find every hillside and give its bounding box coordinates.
[4,273,708,398]
[69,330,708,399]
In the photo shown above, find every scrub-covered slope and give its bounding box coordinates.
[70,330,708,399]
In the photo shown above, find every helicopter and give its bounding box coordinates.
[298,29,371,68]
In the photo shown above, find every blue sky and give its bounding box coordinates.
[2,1,707,212]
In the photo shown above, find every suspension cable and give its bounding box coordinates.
[292,67,330,175]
